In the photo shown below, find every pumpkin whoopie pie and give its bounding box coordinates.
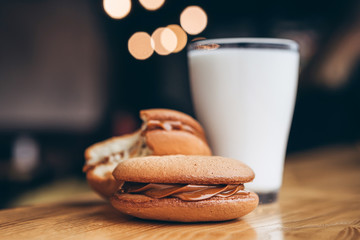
[83,109,212,198]
[110,155,259,222]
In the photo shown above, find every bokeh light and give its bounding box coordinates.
[152,27,177,55]
[103,0,131,19]
[128,32,154,60]
[180,6,207,35]
[139,0,165,11]
[167,24,187,53]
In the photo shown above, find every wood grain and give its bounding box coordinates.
[0,145,360,239]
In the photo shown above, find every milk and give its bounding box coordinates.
[188,42,299,194]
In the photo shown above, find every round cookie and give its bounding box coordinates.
[111,193,259,222]
[113,155,254,184]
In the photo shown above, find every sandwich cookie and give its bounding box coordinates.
[83,109,212,198]
[111,155,259,222]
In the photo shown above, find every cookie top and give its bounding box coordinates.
[112,155,255,184]
[144,130,211,156]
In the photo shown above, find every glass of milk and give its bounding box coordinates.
[187,38,299,204]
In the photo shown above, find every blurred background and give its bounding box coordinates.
[0,0,359,208]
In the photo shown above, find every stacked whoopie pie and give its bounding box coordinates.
[111,155,258,222]
[83,108,258,222]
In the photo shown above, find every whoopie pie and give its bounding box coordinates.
[110,155,258,222]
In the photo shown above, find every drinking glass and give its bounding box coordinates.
[187,38,299,203]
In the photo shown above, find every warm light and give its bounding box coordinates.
[128,32,154,60]
[139,0,165,11]
[103,0,131,19]
[152,27,177,55]
[167,24,187,53]
[180,6,207,35]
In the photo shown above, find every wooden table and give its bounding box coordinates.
[1,145,360,239]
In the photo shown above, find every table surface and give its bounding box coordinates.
[1,145,360,240]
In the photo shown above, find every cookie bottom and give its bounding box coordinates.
[110,192,259,222]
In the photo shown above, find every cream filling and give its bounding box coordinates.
[86,131,152,176]
[93,162,117,178]
[87,131,141,166]
[120,182,249,201]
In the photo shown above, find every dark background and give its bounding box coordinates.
[0,0,359,208]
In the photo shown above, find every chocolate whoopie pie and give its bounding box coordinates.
[110,155,259,222]
[83,109,212,198]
